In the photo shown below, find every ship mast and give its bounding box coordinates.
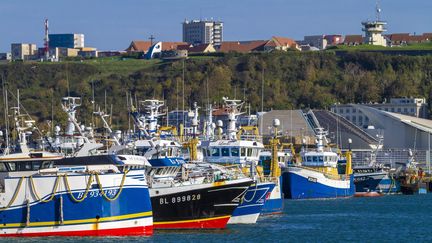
[223,97,244,140]
[1,76,10,155]
[143,99,165,136]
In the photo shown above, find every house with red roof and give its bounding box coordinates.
[270,36,300,51]
[125,41,153,52]
[386,33,430,46]
[217,37,299,53]
[343,35,363,46]
[187,43,216,53]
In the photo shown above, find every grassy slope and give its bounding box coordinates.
[329,42,432,51]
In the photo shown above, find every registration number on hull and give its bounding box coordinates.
[159,194,201,205]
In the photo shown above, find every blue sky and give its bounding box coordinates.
[0,0,431,52]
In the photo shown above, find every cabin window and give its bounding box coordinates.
[160,151,167,157]
[41,161,54,169]
[221,148,230,157]
[136,147,150,156]
[0,163,7,172]
[318,156,324,162]
[241,148,246,157]
[32,161,42,170]
[211,148,220,157]
[307,157,312,162]
[231,147,240,156]
[312,156,318,162]
[7,162,16,171]
[252,149,258,157]
[14,162,33,171]
[247,148,252,157]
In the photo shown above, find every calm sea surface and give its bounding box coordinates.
[2,194,432,242]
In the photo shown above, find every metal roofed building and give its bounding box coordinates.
[331,98,429,129]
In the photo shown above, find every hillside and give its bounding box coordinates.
[1,51,432,130]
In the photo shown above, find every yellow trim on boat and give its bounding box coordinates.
[0,211,152,228]
[154,215,230,225]
[212,181,226,187]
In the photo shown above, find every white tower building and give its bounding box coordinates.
[362,1,387,47]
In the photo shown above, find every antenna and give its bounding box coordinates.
[376,0,382,21]
[44,18,49,61]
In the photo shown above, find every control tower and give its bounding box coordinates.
[362,1,387,47]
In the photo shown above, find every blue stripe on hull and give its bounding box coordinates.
[0,187,152,227]
[286,172,354,199]
[232,183,274,218]
[148,157,185,167]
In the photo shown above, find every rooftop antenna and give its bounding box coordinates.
[376,0,382,21]
[44,18,49,61]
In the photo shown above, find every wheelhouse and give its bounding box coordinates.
[301,151,339,167]
[202,140,264,165]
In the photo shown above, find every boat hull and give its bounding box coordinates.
[284,167,354,199]
[354,172,400,194]
[0,170,153,237]
[261,176,284,214]
[151,178,252,229]
[228,182,275,224]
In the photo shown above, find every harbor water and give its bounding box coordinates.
[2,194,432,242]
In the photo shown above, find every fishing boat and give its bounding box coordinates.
[148,162,252,229]
[284,128,354,199]
[0,94,153,236]
[353,136,399,196]
[123,99,253,229]
[202,98,276,223]
[353,166,399,196]
[0,145,153,237]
